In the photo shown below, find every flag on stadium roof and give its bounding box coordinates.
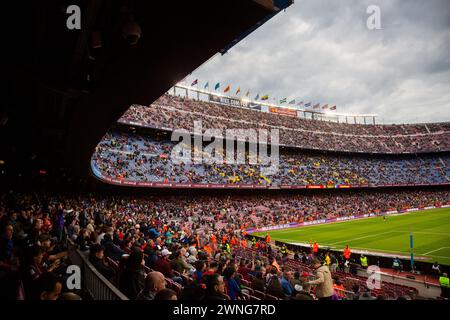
[191,79,198,86]
[322,104,328,109]
[204,82,209,89]
[254,94,260,100]
[245,89,250,97]
[289,99,296,105]
[261,94,269,100]
[235,87,241,95]
[330,105,337,110]
[279,98,287,104]
[297,101,304,106]
[304,102,311,108]
[313,103,320,109]
[214,82,220,90]
[224,85,230,93]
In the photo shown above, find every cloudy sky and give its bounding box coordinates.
[187,0,450,124]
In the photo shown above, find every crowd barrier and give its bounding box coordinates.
[68,243,128,300]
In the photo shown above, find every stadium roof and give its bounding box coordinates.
[3,0,292,188]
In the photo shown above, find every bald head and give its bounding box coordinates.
[144,272,166,293]
[59,292,82,300]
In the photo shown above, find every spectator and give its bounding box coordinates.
[34,272,62,300]
[333,279,346,299]
[237,259,252,281]
[0,224,19,300]
[118,248,146,299]
[330,253,338,272]
[266,268,284,299]
[154,288,177,301]
[292,284,314,300]
[171,250,192,275]
[53,204,65,242]
[251,271,266,292]
[76,228,90,252]
[223,266,241,300]
[59,292,82,300]
[306,257,334,300]
[360,254,368,269]
[203,273,228,301]
[439,272,450,299]
[280,270,294,297]
[431,262,441,278]
[343,245,351,261]
[359,288,376,300]
[349,259,358,275]
[23,245,61,299]
[101,234,126,261]
[392,257,403,275]
[299,272,311,293]
[192,260,206,283]
[154,249,176,279]
[26,218,43,248]
[352,284,361,300]
[136,271,166,300]
[89,244,116,282]
[0,225,15,262]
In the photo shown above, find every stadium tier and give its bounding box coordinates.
[91,130,450,188]
[117,94,450,154]
[1,189,449,300]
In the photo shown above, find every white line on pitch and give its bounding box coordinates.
[331,231,395,245]
[422,247,449,256]
[423,254,450,259]
[391,231,450,236]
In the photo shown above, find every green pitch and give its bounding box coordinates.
[254,207,450,266]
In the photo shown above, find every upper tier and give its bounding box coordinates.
[91,130,450,189]
[118,94,450,154]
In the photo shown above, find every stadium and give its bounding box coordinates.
[1,0,449,308]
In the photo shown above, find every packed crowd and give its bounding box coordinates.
[92,131,450,186]
[117,94,450,154]
[1,189,449,300]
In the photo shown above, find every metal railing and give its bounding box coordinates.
[68,243,128,300]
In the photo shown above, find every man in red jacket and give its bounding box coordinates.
[153,249,174,278]
[343,245,351,261]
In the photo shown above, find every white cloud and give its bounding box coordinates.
[189,0,450,124]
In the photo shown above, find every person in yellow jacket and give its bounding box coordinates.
[280,244,288,257]
[439,272,450,299]
[324,253,331,266]
[360,255,368,269]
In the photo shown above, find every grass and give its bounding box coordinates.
[254,207,450,266]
